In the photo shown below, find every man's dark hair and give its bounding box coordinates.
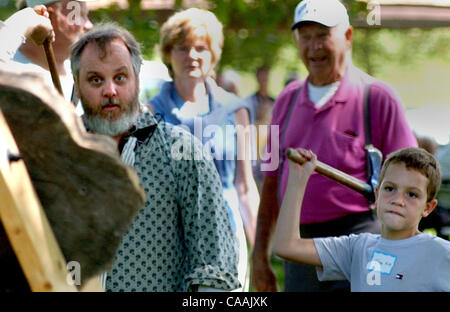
[70,22,143,80]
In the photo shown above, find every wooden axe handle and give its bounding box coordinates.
[286,148,373,196]
[43,38,63,96]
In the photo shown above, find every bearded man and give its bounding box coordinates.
[70,23,240,292]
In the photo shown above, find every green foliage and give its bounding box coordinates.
[0,0,16,20]
[210,0,300,72]
[209,0,450,77]
[88,2,161,60]
[352,27,450,76]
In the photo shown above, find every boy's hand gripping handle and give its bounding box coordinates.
[286,148,373,198]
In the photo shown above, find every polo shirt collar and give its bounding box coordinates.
[334,65,361,103]
[303,64,357,107]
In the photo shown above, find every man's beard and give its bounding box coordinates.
[81,91,141,137]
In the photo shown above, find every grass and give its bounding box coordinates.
[270,255,285,291]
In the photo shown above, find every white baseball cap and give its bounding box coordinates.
[291,0,350,30]
[25,0,94,7]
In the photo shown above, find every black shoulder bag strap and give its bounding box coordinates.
[363,83,383,204]
[363,83,372,147]
[277,85,303,204]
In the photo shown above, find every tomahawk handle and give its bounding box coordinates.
[43,38,63,96]
[286,148,373,196]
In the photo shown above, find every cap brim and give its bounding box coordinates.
[291,19,337,30]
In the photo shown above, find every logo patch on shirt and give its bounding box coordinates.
[396,273,404,280]
[368,251,397,275]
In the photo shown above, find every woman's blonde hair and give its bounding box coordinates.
[159,8,224,77]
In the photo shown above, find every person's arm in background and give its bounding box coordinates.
[250,174,280,292]
[234,107,260,249]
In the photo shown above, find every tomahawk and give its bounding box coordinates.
[286,148,374,199]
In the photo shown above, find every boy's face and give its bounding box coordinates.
[375,162,437,240]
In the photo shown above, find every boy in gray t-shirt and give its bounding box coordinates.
[273,147,450,291]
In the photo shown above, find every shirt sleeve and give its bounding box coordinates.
[313,234,357,282]
[170,127,241,291]
[0,21,25,63]
[263,81,303,177]
[432,241,450,291]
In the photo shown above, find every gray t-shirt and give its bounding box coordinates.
[314,233,450,291]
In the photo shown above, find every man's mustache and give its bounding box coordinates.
[102,97,120,106]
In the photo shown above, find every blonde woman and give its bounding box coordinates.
[148,8,259,291]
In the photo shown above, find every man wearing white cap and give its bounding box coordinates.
[12,0,93,103]
[252,0,417,292]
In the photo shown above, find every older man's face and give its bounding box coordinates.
[51,0,93,46]
[75,39,140,136]
[294,21,353,86]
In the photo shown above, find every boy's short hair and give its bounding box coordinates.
[378,147,441,202]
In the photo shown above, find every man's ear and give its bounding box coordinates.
[345,26,353,48]
[422,199,438,218]
[46,6,55,14]
[293,28,300,44]
[46,6,61,32]
[46,6,56,20]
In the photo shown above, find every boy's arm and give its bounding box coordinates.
[273,148,322,267]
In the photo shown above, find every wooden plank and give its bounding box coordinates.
[0,110,77,292]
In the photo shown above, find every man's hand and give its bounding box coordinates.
[250,174,281,292]
[29,5,55,45]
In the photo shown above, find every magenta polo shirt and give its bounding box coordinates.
[265,65,417,224]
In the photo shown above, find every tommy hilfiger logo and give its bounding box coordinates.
[396,274,404,280]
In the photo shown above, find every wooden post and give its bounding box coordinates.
[0,109,77,292]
